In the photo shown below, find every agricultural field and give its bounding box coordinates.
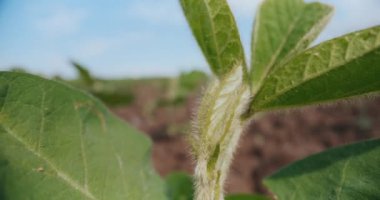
[65,64,380,195]
[1,0,380,199]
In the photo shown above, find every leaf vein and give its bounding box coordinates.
[1,125,97,200]
[202,0,223,70]
[79,114,90,191]
[336,159,351,200]
[36,90,46,153]
[115,153,129,198]
[257,4,306,89]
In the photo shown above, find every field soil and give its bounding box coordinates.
[111,83,380,195]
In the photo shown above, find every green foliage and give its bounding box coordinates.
[9,66,28,73]
[165,172,194,200]
[178,70,208,92]
[225,194,270,200]
[164,172,271,200]
[265,139,380,200]
[182,0,380,199]
[92,91,134,107]
[172,70,208,105]
[158,70,208,106]
[0,0,380,199]
[180,0,247,77]
[69,62,136,107]
[250,26,380,113]
[251,0,333,91]
[0,72,166,199]
[71,61,95,87]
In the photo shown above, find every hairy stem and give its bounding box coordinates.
[191,66,250,200]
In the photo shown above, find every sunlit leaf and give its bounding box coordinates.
[249,26,380,114]
[166,172,194,200]
[265,139,380,200]
[226,194,271,200]
[180,0,247,77]
[251,0,333,91]
[0,72,166,200]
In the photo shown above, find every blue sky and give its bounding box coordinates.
[0,0,379,78]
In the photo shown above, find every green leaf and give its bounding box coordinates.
[0,72,166,200]
[71,61,95,87]
[251,0,333,91]
[226,194,271,200]
[265,139,380,200]
[180,0,246,77]
[249,26,380,114]
[165,172,194,200]
[164,173,271,200]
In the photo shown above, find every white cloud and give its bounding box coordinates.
[73,31,154,59]
[227,0,263,17]
[34,5,88,37]
[126,0,262,24]
[335,0,380,29]
[313,0,380,43]
[42,54,71,75]
[75,38,115,58]
[90,64,209,79]
[0,53,74,78]
[126,0,184,25]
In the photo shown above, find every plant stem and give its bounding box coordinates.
[191,66,250,200]
[193,119,247,200]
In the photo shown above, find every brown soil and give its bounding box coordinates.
[111,85,380,195]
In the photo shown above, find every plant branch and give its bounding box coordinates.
[191,66,251,200]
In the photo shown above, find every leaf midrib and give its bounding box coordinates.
[253,3,333,93]
[253,3,306,92]
[264,5,304,75]
[273,5,333,70]
[202,0,223,73]
[336,159,351,200]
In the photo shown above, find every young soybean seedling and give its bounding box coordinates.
[180,0,380,199]
[0,0,379,199]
